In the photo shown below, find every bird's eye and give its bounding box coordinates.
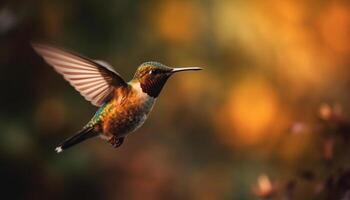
[149,69,158,75]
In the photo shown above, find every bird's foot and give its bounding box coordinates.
[109,136,124,148]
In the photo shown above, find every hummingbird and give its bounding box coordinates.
[32,43,202,153]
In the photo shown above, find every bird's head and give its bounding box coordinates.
[132,61,202,98]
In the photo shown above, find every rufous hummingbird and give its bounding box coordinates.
[32,43,202,153]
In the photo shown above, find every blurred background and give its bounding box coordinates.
[2,0,350,199]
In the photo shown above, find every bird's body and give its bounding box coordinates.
[32,43,201,153]
[92,81,155,140]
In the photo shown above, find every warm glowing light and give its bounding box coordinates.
[258,174,272,193]
[319,103,332,120]
[227,76,279,146]
[152,0,203,43]
[319,103,343,121]
[319,3,350,54]
[253,174,277,198]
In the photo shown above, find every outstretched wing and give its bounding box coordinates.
[32,43,127,107]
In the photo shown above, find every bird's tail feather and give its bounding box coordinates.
[55,126,97,153]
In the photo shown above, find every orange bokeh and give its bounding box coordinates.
[319,3,350,54]
[216,75,280,147]
[151,0,203,43]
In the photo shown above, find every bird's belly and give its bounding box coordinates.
[103,97,155,138]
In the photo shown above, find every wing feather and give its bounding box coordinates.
[32,43,127,106]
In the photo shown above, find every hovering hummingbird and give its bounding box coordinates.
[32,43,202,153]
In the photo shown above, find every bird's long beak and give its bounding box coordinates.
[171,67,203,73]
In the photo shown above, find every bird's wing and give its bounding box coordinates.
[32,43,128,107]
